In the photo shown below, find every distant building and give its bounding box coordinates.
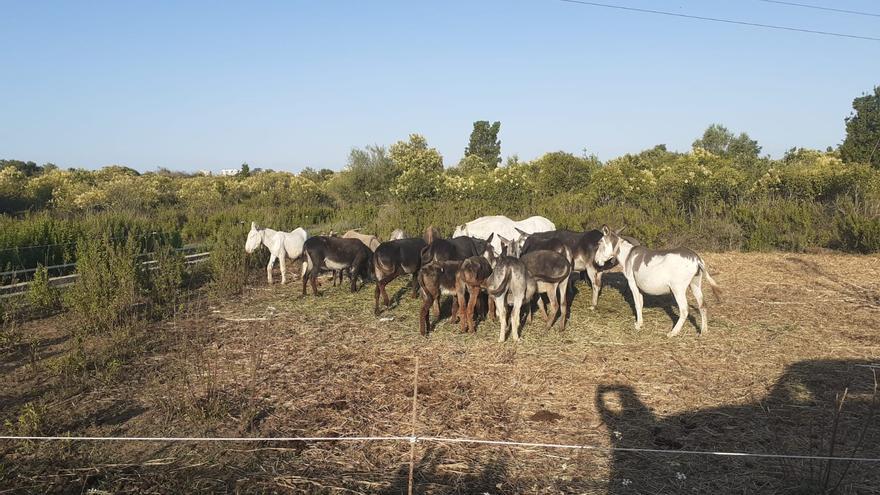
[197,169,212,176]
[218,169,239,176]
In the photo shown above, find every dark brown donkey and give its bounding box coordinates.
[454,233,499,334]
[301,236,372,296]
[372,237,427,315]
[417,260,463,336]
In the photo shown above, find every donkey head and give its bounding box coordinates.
[497,234,518,258]
[481,233,497,267]
[595,225,629,265]
[245,221,263,253]
[514,227,532,257]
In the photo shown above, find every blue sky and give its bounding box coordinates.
[1,0,878,172]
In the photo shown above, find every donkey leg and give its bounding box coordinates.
[511,300,523,341]
[419,294,433,336]
[466,286,480,333]
[267,254,276,284]
[457,286,469,333]
[450,296,460,325]
[545,286,559,330]
[559,280,569,332]
[586,264,599,310]
[279,255,287,285]
[410,273,420,299]
[487,295,495,322]
[310,272,320,296]
[374,282,383,316]
[690,276,707,335]
[536,295,549,321]
[667,286,689,337]
[627,277,644,330]
[495,297,508,342]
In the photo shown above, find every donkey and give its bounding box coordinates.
[373,237,427,315]
[245,222,309,285]
[417,260,463,336]
[342,229,381,252]
[420,226,483,264]
[455,235,497,334]
[481,242,537,342]
[519,228,615,310]
[594,225,722,337]
[520,250,572,331]
[453,215,555,256]
[301,236,372,296]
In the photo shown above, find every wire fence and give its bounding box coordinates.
[2,354,878,493]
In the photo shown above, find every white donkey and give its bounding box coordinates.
[453,215,555,256]
[594,225,721,337]
[244,222,309,285]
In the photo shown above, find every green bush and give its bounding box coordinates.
[209,224,250,296]
[27,264,61,316]
[65,235,141,335]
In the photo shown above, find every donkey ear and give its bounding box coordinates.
[601,224,610,236]
[485,233,494,243]
[251,221,257,230]
[515,227,529,237]
[424,226,435,244]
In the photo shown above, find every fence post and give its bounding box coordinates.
[408,356,419,495]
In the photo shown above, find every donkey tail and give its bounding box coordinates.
[486,268,512,298]
[303,250,314,279]
[698,258,722,303]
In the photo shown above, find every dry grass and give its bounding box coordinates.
[1,252,879,494]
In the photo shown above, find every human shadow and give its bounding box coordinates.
[596,359,880,494]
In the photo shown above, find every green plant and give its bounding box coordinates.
[65,235,141,335]
[27,264,61,315]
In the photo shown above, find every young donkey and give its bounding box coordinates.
[417,260,463,336]
[594,226,722,337]
[301,236,372,296]
[244,222,308,285]
[454,233,497,334]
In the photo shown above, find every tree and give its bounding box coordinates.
[463,120,501,171]
[326,145,400,203]
[840,86,880,169]
[531,151,599,195]
[390,134,443,173]
[389,134,444,200]
[693,124,761,161]
[238,163,250,178]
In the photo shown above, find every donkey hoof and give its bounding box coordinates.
[633,323,642,331]
[589,306,596,311]
[666,330,680,338]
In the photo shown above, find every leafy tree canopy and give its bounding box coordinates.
[840,86,880,169]
[693,124,761,162]
[462,120,501,172]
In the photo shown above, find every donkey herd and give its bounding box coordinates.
[245,215,721,342]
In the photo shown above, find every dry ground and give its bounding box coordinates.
[1,252,879,494]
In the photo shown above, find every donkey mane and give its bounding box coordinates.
[620,235,642,246]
